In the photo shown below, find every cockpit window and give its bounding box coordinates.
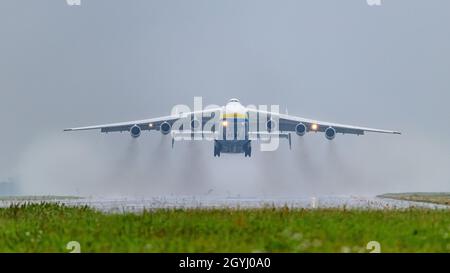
[229,98,240,103]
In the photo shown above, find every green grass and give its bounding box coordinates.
[379,192,450,206]
[0,203,449,253]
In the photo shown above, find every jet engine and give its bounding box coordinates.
[266,119,276,131]
[130,125,141,138]
[295,123,307,136]
[191,119,201,129]
[325,127,336,140]
[160,122,172,135]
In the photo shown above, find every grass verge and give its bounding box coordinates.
[379,192,450,206]
[0,203,449,253]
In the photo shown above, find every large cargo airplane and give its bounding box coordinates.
[64,98,401,157]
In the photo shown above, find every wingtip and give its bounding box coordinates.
[63,128,72,132]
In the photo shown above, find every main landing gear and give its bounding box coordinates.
[244,143,252,157]
[214,143,221,157]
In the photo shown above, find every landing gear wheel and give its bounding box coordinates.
[214,145,221,157]
[244,145,252,157]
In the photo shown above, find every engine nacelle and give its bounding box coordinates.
[191,119,200,129]
[130,125,141,138]
[325,127,336,140]
[160,121,171,135]
[266,119,276,131]
[295,123,307,136]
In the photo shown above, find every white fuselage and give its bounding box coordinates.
[214,99,251,155]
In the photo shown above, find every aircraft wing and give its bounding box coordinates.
[64,108,222,133]
[247,109,401,136]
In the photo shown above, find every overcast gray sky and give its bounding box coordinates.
[0,0,449,196]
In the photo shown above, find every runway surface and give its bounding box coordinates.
[1,195,447,212]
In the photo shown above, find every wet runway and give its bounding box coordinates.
[1,195,446,213]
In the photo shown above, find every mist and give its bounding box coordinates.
[14,130,450,197]
[1,0,449,198]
